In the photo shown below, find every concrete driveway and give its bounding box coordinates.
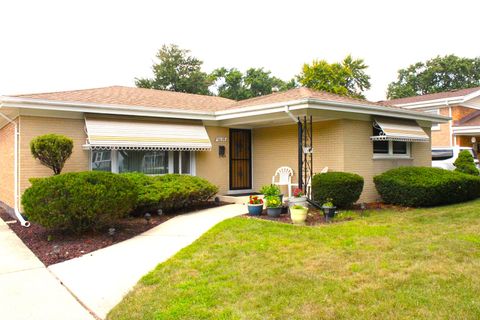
[0,218,95,320]
[48,203,246,319]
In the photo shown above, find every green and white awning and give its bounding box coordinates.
[371,117,430,143]
[83,115,212,151]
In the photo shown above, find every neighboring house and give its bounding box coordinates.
[384,87,480,151]
[0,86,447,216]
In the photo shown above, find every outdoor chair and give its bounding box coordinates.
[272,166,295,197]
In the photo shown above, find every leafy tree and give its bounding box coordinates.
[387,55,480,99]
[30,134,73,175]
[297,55,371,99]
[210,67,296,100]
[454,150,479,176]
[135,44,212,95]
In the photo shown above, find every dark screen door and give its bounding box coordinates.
[229,129,252,190]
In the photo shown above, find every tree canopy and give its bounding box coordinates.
[387,55,480,99]
[135,44,212,95]
[297,55,371,99]
[210,67,296,100]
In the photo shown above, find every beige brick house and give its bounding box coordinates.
[385,87,480,150]
[0,86,448,223]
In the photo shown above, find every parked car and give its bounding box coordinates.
[432,147,479,170]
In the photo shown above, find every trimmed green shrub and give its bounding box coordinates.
[30,134,74,175]
[311,172,364,208]
[374,167,480,207]
[22,171,137,233]
[454,150,479,176]
[122,173,218,214]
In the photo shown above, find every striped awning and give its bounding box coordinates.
[83,115,212,151]
[370,117,430,143]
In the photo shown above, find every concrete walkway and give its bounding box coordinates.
[0,218,94,320]
[48,203,247,319]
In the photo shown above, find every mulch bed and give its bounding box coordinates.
[0,202,226,266]
[243,207,333,226]
[243,202,410,226]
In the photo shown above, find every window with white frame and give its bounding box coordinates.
[91,150,194,175]
[425,109,440,130]
[372,126,411,158]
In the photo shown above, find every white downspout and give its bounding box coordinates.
[284,105,299,123]
[0,111,30,227]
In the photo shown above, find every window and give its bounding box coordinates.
[425,109,440,130]
[372,126,410,158]
[91,150,112,172]
[91,150,193,175]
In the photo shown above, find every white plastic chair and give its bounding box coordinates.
[272,166,295,198]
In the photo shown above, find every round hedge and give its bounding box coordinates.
[374,167,480,207]
[311,172,364,208]
[22,171,138,233]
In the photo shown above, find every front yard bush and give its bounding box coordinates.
[311,172,364,208]
[454,150,479,175]
[122,173,218,214]
[22,171,137,233]
[374,167,480,207]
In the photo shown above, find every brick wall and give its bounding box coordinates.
[0,121,16,208]
[19,116,89,195]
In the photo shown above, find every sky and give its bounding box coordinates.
[0,0,479,101]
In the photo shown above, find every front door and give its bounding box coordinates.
[229,129,252,190]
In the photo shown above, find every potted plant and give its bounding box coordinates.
[260,184,283,203]
[321,198,337,220]
[247,195,264,216]
[266,195,282,217]
[290,204,308,225]
[289,187,307,207]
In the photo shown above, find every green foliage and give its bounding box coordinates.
[297,55,371,99]
[265,195,281,208]
[122,173,218,214]
[259,184,281,197]
[374,167,480,207]
[312,172,364,208]
[135,44,212,95]
[210,67,296,100]
[454,150,480,175]
[21,171,137,233]
[387,55,480,99]
[30,134,73,175]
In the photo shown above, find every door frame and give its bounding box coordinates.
[229,128,253,191]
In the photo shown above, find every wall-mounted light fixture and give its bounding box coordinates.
[219,145,226,157]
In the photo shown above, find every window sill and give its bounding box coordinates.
[373,155,413,160]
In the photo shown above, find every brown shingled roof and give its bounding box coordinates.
[14,86,236,112]
[383,86,480,106]
[227,87,399,110]
[9,85,406,113]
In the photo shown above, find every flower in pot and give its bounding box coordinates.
[289,187,307,207]
[266,195,282,217]
[290,204,308,225]
[260,184,283,203]
[247,195,264,216]
[321,198,337,220]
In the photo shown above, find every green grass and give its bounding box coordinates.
[108,200,480,320]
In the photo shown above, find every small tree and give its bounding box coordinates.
[454,150,479,176]
[30,134,73,175]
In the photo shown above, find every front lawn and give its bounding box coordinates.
[108,200,480,319]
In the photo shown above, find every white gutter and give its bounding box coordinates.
[0,111,30,227]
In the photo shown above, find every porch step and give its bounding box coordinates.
[218,194,264,205]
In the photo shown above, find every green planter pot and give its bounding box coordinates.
[290,206,308,225]
[247,204,263,216]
